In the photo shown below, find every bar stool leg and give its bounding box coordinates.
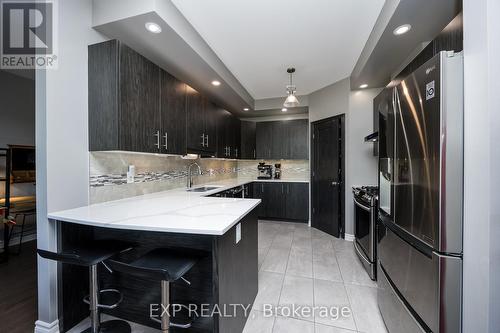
[161,280,170,332]
[89,264,100,333]
[82,264,131,333]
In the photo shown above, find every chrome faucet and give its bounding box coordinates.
[187,162,202,189]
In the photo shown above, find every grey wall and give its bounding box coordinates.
[0,70,35,148]
[462,0,500,331]
[345,89,380,234]
[309,78,350,122]
[0,70,35,198]
[308,77,380,236]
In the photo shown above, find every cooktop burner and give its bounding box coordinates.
[352,186,379,204]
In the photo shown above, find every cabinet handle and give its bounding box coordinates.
[154,130,160,149]
[163,132,168,150]
[261,184,264,192]
[206,135,209,147]
[200,133,205,147]
[254,149,256,159]
[235,149,238,158]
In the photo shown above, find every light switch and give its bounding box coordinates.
[236,223,241,244]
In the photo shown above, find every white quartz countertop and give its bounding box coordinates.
[48,178,308,235]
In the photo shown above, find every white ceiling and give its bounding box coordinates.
[171,0,385,99]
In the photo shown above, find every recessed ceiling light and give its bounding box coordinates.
[145,22,162,34]
[211,80,221,86]
[243,108,250,111]
[393,24,411,36]
[281,108,288,112]
[359,84,368,89]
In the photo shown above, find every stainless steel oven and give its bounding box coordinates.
[353,186,378,280]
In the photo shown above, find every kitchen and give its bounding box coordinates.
[0,0,498,333]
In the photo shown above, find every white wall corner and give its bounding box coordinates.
[344,233,355,242]
[34,319,59,333]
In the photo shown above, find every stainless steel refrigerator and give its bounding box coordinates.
[377,51,463,333]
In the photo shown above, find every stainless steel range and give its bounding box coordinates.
[352,185,378,280]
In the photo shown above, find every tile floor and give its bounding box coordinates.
[246,221,388,333]
[69,221,388,333]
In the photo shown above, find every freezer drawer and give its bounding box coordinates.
[378,223,462,333]
[378,261,426,333]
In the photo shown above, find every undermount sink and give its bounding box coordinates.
[186,186,222,192]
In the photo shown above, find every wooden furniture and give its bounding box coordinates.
[216,109,241,159]
[89,40,222,157]
[253,182,309,222]
[88,40,310,161]
[1,196,37,255]
[255,120,308,160]
[185,88,217,154]
[240,121,256,159]
[1,146,36,262]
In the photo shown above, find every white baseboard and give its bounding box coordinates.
[344,233,355,242]
[34,319,59,333]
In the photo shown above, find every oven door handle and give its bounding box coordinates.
[354,197,371,211]
[354,240,372,265]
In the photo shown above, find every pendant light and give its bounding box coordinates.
[283,68,300,108]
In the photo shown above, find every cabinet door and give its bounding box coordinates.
[186,86,206,151]
[88,40,120,151]
[231,116,241,159]
[285,183,309,221]
[204,101,217,153]
[271,121,287,159]
[256,122,273,159]
[253,182,266,217]
[224,113,234,157]
[119,43,160,153]
[215,107,228,158]
[241,121,256,159]
[160,70,186,155]
[288,119,309,159]
[264,183,285,218]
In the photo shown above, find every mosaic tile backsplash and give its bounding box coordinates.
[89,151,309,203]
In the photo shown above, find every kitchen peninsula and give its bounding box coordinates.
[48,179,261,333]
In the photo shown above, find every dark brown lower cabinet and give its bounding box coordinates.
[253,182,309,222]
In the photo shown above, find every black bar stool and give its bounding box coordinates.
[107,247,204,332]
[37,240,133,333]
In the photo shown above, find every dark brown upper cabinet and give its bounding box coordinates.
[287,119,309,159]
[186,86,217,154]
[230,116,241,159]
[241,121,256,159]
[216,109,241,159]
[89,40,160,153]
[160,69,187,155]
[89,40,188,154]
[256,122,273,159]
[255,119,308,160]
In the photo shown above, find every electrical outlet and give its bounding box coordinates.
[236,223,241,244]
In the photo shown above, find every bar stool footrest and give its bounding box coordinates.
[150,303,196,329]
[81,319,131,333]
[83,289,123,310]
